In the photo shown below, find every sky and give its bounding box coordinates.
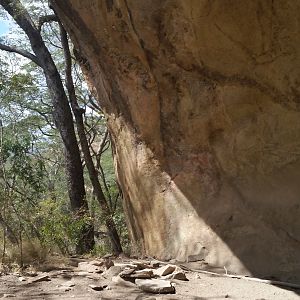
[0,19,9,36]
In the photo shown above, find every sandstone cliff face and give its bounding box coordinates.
[51,0,300,280]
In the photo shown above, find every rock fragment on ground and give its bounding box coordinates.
[102,265,123,279]
[18,276,26,281]
[119,268,135,278]
[89,260,104,267]
[171,271,188,281]
[154,265,176,277]
[89,284,106,291]
[136,279,176,294]
[132,261,154,270]
[111,275,137,287]
[104,258,114,269]
[163,271,188,281]
[129,269,154,279]
[28,274,51,284]
[77,262,103,273]
[61,280,75,287]
[76,271,90,277]
[150,260,160,268]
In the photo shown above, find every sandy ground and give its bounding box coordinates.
[0,258,299,300]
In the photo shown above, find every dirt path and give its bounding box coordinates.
[0,257,299,299]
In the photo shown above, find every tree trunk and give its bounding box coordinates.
[52,0,300,281]
[60,24,122,254]
[0,214,18,245]
[0,0,94,254]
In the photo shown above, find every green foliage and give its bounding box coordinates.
[2,133,45,193]
[113,207,130,254]
[0,1,130,261]
[37,199,93,254]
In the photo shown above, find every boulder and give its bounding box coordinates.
[135,279,175,294]
[102,266,123,279]
[51,0,300,280]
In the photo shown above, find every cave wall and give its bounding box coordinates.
[51,0,300,280]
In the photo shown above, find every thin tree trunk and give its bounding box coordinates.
[0,0,94,254]
[60,24,122,255]
[0,214,18,245]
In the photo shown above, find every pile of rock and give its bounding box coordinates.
[77,258,188,294]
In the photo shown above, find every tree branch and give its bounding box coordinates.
[38,14,58,31]
[0,43,42,67]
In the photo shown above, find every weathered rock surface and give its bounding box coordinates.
[51,0,300,281]
[136,279,175,294]
[154,265,176,277]
[27,274,51,284]
[102,266,124,279]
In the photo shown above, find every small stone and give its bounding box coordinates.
[154,265,176,277]
[136,279,175,294]
[3,294,16,298]
[104,258,114,269]
[102,253,113,259]
[86,274,102,280]
[171,272,188,281]
[18,276,26,281]
[77,271,90,276]
[89,284,104,291]
[114,262,138,269]
[60,274,73,279]
[119,268,135,278]
[90,260,104,267]
[111,275,136,287]
[23,271,38,277]
[131,269,154,279]
[150,261,160,268]
[62,280,75,287]
[132,261,153,270]
[28,274,51,283]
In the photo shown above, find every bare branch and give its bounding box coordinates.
[38,14,58,31]
[0,43,42,67]
[88,94,102,112]
[97,129,109,157]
